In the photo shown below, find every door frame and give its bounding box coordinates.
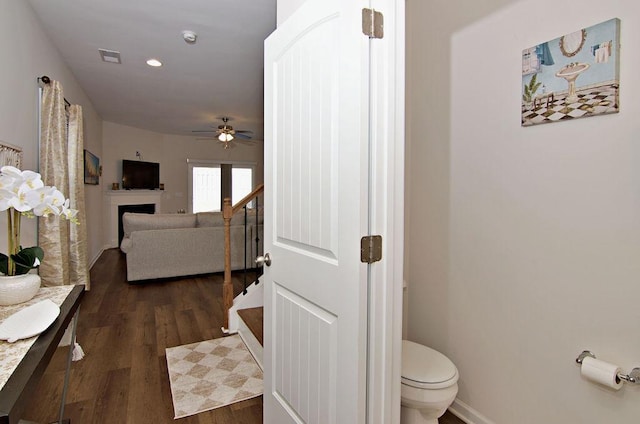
[365,0,404,423]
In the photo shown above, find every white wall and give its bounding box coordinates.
[407,0,640,423]
[102,121,264,218]
[0,0,104,266]
[405,0,520,354]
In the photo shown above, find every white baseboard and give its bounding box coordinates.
[89,247,105,269]
[448,399,496,424]
[227,280,264,333]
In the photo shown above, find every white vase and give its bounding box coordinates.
[0,274,41,306]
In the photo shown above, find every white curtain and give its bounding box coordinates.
[39,80,90,289]
[67,105,90,289]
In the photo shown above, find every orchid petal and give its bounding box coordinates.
[0,166,23,179]
[0,175,18,191]
[21,171,44,190]
[49,189,66,207]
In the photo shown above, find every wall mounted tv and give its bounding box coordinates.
[122,159,160,190]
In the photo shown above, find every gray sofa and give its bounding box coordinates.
[120,211,261,282]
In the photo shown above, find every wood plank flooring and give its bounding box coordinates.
[23,249,261,424]
[21,248,465,424]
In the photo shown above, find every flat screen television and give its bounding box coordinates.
[122,159,160,190]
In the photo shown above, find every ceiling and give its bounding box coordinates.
[27,0,277,140]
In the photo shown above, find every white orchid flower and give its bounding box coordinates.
[61,199,79,221]
[26,186,61,216]
[0,188,17,211]
[1,167,78,276]
[21,170,44,190]
[8,184,35,212]
[8,176,46,212]
[0,166,25,180]
[0,174,18,191]
[49,188,66,208]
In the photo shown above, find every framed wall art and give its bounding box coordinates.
[522,18,620,127]
[84,149,100,185]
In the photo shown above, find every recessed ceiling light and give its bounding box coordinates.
[146,59,162,67]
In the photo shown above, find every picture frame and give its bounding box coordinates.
[84,149,100,185]
[521,18,620,127]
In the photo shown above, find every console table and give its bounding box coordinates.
[0,285,85,423]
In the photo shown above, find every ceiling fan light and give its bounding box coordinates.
[218,133,233,142]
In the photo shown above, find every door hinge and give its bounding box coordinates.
[361,235,382,264]
[362,8,384,39]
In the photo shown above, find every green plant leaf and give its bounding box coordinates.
[531,82,541,94]
[523,74,542,103]
[0,253,8,275]
[11,246,44,275]
[523,86,531,102]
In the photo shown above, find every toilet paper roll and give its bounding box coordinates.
[581,357,624,390]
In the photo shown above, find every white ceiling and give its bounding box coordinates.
[27,0,277,140]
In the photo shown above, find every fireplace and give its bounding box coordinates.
[118,203,155,246]
[105,191,162,248]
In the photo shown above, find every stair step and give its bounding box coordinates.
[237,307,263,346]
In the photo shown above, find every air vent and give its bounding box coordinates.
[99,49,121,64]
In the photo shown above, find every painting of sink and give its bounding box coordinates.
[521,18,620,127]
[555,62,590,103]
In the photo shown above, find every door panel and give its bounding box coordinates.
[274,10,337,258]
[264,0,370,423]
[272,284,337,424]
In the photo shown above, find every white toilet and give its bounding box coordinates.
[401,340,459,424]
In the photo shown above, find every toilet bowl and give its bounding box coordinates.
[401,340,459,424]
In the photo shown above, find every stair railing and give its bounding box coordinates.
[222,183,264,330]
[241,194,264,295]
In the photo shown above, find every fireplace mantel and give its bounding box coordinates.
[105,190,162,248]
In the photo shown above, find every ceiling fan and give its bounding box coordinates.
[192,117,253,149]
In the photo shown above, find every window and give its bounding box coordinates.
[188,160,255,213]
[232,167,254,206]
[192,166,221,213]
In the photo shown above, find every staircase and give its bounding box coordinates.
[227,272,264,369]
[220,184,265,369]
[237,307,264,370]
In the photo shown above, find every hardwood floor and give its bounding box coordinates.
[24,249,261,424]
[23,248,464,424]
[440,411,466,424]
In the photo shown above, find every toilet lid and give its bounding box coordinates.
[401,340,458,389]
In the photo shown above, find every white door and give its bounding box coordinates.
[263,0,372,423]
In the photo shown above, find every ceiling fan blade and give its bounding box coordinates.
[192,130,218,133]
[236,140,255,146]
[234,133,252,140]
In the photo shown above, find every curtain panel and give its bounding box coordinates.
[67,105,90,289]
[39,81,90,289]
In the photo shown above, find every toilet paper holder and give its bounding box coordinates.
[576,350,640,384]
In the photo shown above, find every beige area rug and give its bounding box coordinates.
[166,334,263,419]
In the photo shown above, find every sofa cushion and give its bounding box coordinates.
[122,213,197,236]
[196,212,223,227]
